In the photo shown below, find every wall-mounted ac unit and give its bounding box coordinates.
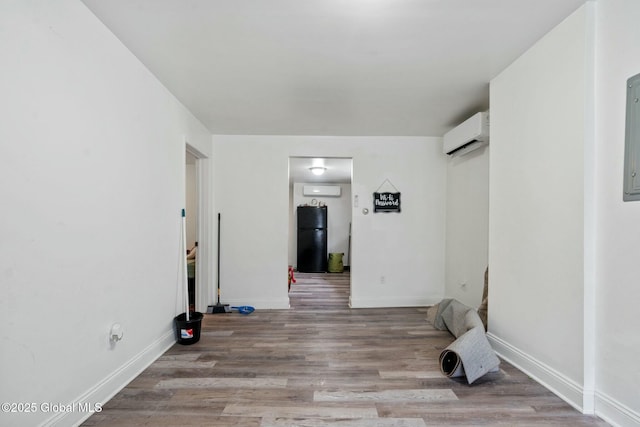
[443,111,490,156]
[303,185,341,197]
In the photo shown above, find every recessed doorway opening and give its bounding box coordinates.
[287,157,353,308]
[184,143,211,313]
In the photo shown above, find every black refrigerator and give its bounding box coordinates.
[297,206,328,273]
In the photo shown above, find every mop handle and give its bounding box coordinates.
[217,213,221,304]
[182,209,189,321]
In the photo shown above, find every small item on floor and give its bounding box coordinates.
[288,265,296,291]
[207,303,230,314]
[174,312,203,345]
[327,253,344,273]
[231,305,255,315]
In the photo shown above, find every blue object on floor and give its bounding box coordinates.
[231,306,255,315]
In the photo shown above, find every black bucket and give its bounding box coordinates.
[174,312,203,345]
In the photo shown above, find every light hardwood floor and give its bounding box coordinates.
[83,272,607,426]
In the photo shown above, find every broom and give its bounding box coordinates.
[208,213,229,314]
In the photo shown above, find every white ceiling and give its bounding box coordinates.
[81,0,586,137]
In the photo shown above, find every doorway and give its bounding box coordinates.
[185,144,210,312]
[288,157,353,307]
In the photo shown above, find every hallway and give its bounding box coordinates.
[289,272,350,309]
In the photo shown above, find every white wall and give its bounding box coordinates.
[291,182,352,268]
[594,0,640,425]
[488,3,594,413]
[444,147,490,307]
[213,136,447,309]
[0,2,212,426]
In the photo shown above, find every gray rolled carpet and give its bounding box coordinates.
[428,299,500,384]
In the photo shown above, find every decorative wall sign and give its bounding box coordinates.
[373,192,401,212]
[373,179,401,213]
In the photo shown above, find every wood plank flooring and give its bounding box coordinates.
[82,272,607,426]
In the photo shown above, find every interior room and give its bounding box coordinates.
[2,1,640,426]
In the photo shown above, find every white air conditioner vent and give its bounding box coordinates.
[303,185,341,197]
[443,111,490,156]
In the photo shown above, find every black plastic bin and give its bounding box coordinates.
[174,312,203,345]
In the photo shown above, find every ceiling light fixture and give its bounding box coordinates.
[309,166,327,176]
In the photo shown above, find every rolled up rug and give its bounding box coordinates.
[429,299,500,384]
[439,325,500,384]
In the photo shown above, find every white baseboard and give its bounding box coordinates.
[40,329,176,427]
[488,333,640,426]
[487,332,589,414]
[595,391,640,427]
[349,296,437,308]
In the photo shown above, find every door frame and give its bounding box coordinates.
[185,141,211,312]
[287,156,354,305]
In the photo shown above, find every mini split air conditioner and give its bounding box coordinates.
[303,185,341,197]
[443,111,490,156]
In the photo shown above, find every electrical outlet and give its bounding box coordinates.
[380,275,385,284]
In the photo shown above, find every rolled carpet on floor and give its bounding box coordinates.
[428,299,500,384]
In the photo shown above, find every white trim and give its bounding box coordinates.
[487,332,587,414]
[595,391,640,427]
[40,330,175,427]
[349,296,439,308]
